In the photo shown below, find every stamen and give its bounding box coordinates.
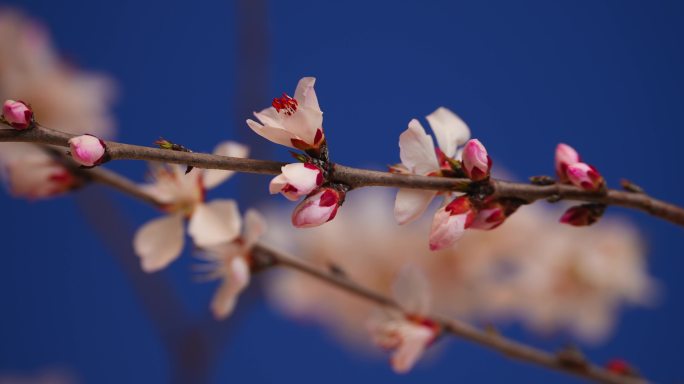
[272,93,298,115]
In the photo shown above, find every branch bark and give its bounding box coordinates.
[1,124,682,226]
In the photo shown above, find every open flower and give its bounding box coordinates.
[393,107,471,225]
[429,196,476,251]
[197,209,266,319]
[291,187,344,228]
[369,266,439,374]
[246,77,325,154]
[269,162,323,201]
[133,141,249,272]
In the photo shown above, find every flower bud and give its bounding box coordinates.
[566,162,604,191]
[2,100,33,130]
[555,143,580,182]
[559,204,606,226]
[605,359,636,376]
[269,162,323,201]
[470,198,522,230]
[461,139,491,181]
[68,134,107,167]
[291,187,344,228]
[429,196,475,251]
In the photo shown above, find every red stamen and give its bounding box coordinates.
[272,93,298,116]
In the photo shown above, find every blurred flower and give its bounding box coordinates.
[266,189,655,354]
[269,162,323,201]
[2,99,32,129]
[0,10,116,199]
[133,141,248,272]
[246,77,325,154]
[368,266,439,373]
[291,187,344,228]
[67,134,106,167]
[1,150,80,199]
[197,209,266,319]
[393,107,470,225]
[461,139,491,181]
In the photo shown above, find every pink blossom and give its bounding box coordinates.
[68,134,106,167]
[555,143,580,182]
[2,99,33,129]
[429,196,475,251]
[566,162,604,191]
[291,187,344,228]
[269,162,323,201]
[247,77,325,153]
[4,152,79,199]
[461,139,491,181]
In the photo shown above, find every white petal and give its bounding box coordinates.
[282,107,323,145]
[293,77,321,112]
[399,119,439,175]
[426,107,471,158]
[247,119,298,148]
[243,209,267,248]
[394,188,437,225]
[133,213,185,273]
[203,141,250,189]
[188,199,242,248]
[211,257,251,319]
[392,265,432,315]
[391,323,433,374]
[281,163,320,192]
[269,173,289,194]
[254,107,284,127]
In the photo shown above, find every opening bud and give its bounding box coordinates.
[68,134,108,167]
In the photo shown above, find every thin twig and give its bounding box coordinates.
[1,124,682,226]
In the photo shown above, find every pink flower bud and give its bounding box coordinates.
[68,134,107,167]
[555,143,580,182]
[2,100,33,130]
[566,162,604,191]
[291,187,344,228]
[429,196,475,251]
[269,162,323,201]
[559,204,605,226]
[462,139,491,181]
[470,206,505,230]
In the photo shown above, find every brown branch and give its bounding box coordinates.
[1,124,683,227]
[252,244,646,384]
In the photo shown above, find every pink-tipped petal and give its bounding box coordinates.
[270,163,323,201]
[291,188,343,228]
[428,197,474,251]
[566,162,605,191]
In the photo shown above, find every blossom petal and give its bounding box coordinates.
[243,209,267,248]
[391,324,433,373]
[211,257,251,319]
[293,77,321,112]
[133,213,185,273]
[399,119,439,175]
[426,107,471,158]
[392,265,432,316]
[394,188,437,225]
[247,118,298,148]
[188,199,242,248]
[203,141,250,190]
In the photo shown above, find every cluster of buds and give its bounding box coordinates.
[555,143,607,226]
[429,195,520,251]
[2,100,35,130]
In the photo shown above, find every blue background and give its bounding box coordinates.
[1,0,683,383]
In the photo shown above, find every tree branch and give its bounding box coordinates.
[1,124,682,228]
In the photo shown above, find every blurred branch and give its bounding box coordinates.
[253,244,646,384]
[53,159,648,384]
[2,124,683,227]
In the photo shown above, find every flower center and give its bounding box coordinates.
[272,93,298,115]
